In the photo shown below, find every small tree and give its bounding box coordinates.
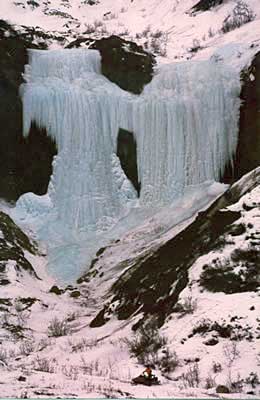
[223,342,240,388]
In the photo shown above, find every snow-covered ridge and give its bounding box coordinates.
[1,0,260,65]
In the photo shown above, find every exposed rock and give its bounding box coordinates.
[204,337,219,346]
[237,51,260,177]
[200,246,259,294]
[0,211,40,283]
[117,128,140,194]
[18,376,26,382]
[67,35,156,94]
[88,168,260,327]
[0,20,57,201]
[190,0,223,13]
[49,285,64,295]
[70,290,81,298]
[224,51,260,183]
[90,306,110,328]
[216,385,230,394]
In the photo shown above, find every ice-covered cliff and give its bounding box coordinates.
[20,48,240,235]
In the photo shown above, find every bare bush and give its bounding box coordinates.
[124,320,180,373]
[19,340,34,356]
[48,317,70,337]
[93,19,104,29]
[141,29,168,57]
[37,337,51,351]
[124,320,167,365]
[223,342,240,389]
[70,337,99,352]
[150,37,167,57]
[159,348,180,373]
[84,24,95,34]
[221,1,255,33]
[0,347,8,365]
[223,342,240,368]
[66,312,78,322]
[205,374,216,389]
[189,38,202,53]
[181,362,200,388]
[61,365,79,380]
[208,27,215,38]
[1,312,10,326]
[245,372,260,388]
[14,299,24,313]
[34,355,55,373]
[140,25,151,38]
[118,28,130,37]
[212,361,222,373]
[230,373,243,393]
[174,295,197,315]
[81,357,104,376]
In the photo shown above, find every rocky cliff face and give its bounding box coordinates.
[67,35,156,94]
[236,51,260,179]
[0,210,40,286]
[79,168,260,329]
[223,51,260,183]
[0,20,57,202]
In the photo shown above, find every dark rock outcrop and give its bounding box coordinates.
[67,35,156,94]
[190,0,223,13]
[0,20,57,202]
[0,211,40,284]
[117,128,140,194]
[224,51,260,183]
[236,51,260,179]
[89,168,260,328]
[216,385,230,394]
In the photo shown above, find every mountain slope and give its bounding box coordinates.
[0,0,260,398]
[0,169,259,398]
[1,0,260,66]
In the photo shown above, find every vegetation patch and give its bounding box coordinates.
[125,320,180,373]
[221,1,256,33]
[200,247,259,293]
[188,318,253,341]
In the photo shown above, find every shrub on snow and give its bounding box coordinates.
[222,1,256,33]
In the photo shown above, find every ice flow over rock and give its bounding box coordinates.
[20,48,241,232]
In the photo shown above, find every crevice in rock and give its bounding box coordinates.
[117,128,140,195]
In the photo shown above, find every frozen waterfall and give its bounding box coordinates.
[21,48,241,233]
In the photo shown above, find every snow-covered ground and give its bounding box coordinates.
[0,0,260,398]
[0,171,259,398]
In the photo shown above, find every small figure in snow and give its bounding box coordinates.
[132,366,160,386]
[143,366,152,379]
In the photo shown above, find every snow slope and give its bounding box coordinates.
[0,1,260,398]
[0,170,259,399]
[1,0,260,67]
